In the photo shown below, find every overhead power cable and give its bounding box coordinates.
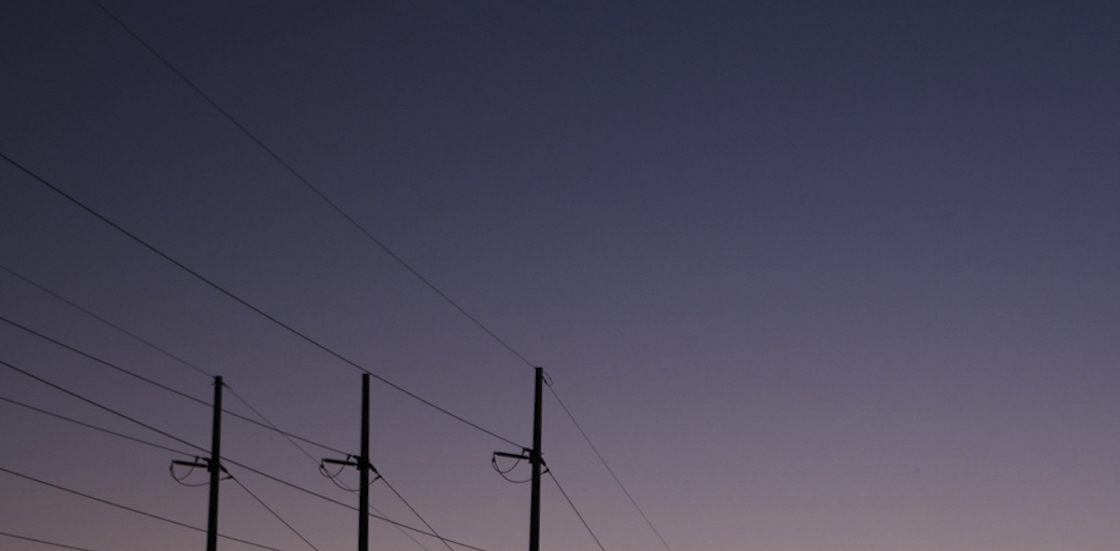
[546,469,607,551]
[4,394,315,551]
[547,386,675,551]
[379,476,455,551]
[226,459,491,551]
[225,385,326,462]
[230,476,321,551]
[0,313,207,405]
[1,369,484,551]
[68,11,677,549]
[87,0,536,369]
[0,309,349,456]
[0,531,103,551]
[1,269,443,551]
[0,394,194,457]
[0,263,212,378]
[0,151,522,450]
[0,266,358,461]
[1,357,207,454]
[77,7,671,551]
[0,466,291,551]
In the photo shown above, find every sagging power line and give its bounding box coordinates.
[1,150,523,451]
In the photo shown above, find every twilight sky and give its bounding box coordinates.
[2,1,1119,551]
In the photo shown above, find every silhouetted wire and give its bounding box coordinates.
[226,385,329,462]
[546,469,608,551]
[0,265,351,457]
[314,456,445,551]
[380,476,456,551]
[491,453,532,484]
[225,391,350,456]
[314,460,437,551]
[87,0,537,370]
[0,262,213,378]
[547,385,675,551]
[33,7,662,548]
[0,383,470,551]
[0,313,209,405]
[0,151,523,450]
[226,458,491,551]
[0,371,452,551]
[170,460,211,487]
[0,466,291,551]
[318,457,363,493]
[0,531,102,551]
[0,357,207,454]
[0,394,194,457]
[230,475,321,551]
[1,310,346,456]
[1,300,448,551]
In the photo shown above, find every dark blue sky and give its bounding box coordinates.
[3,2,1119,551]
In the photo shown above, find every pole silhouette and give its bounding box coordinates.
[358,372,370,551]
[529,367,543,551]
[321,373,373,551]
[207,376,223,551]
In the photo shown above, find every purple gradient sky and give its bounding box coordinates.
[2,1,1119,551]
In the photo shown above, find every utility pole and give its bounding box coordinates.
[207,376,223,551]
[529,366,543,551]
[490,367,546,551]
[174,376,224,551]
[358,372,370,551]
[322,373,373,551]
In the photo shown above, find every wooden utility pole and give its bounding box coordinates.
[172,376,224,551]
[358,372,371,551]
[322,373,372,551]
[491,367,546,551]
[206,376,224,551]
[529,367,543,551]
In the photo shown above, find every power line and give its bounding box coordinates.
[89,0,536,370]
[379,476,455,551]
[0,312,209,406]
[3,393,315,551]
[0,264,353,459]
[0,394,194,457]
[546,469,607,551]
[0,531,104,551]
[3,261,479,551]
[225,385,328,462]
[547,385,675,551]
[1,310,351,458]
[0,466,291,551]
[230,476,321,551]
[0,262,212,379]
[0,150,523,450]
[1,369,487,551]
[0,357,206,454]
[62,11,679,550]
[31,5,671,549]
[226,459,493,551]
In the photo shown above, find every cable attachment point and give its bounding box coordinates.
[320,455,380,492]
[170,457,228,486]
[492,449,543,484]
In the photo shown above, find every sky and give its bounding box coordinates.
[2,1,1119,551]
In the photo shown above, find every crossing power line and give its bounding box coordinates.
[0,465,292,551]
[1,150,523,451]
[0,308,350,457]
[0,365,494,551]
[1,300,460,551]
[15,3,680,549]
[0,530,106,551]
